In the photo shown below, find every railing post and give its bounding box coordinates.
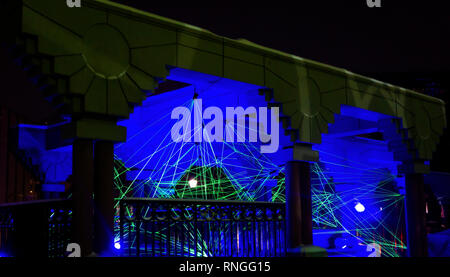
[119,200,124,257]
[194,204,198,257]
[135,202,141,257]
[229,204,233,257]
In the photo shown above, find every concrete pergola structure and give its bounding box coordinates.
[2,0,446,257]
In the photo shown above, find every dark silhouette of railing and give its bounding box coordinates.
[0,199,72,257]
[119,198,286,257]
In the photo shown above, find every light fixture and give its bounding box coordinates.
[114,242,121,250]
[188,179,198,188]
[354,202,365,213]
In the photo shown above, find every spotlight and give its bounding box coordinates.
[114,242,121,250]
[188,179,198,188]
[354,202,365,213]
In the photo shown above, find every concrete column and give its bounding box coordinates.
[405,173,428,257]
[72,139,94,256]
[285,160,313,248]
[93,140,114,255]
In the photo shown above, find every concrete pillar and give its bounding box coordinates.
[285,160,313,248]
[72,139,94,256]
[93,140,114,255]
[405,172,428,257]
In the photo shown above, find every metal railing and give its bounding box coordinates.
[119,198,286,257]
[0,199,72,257]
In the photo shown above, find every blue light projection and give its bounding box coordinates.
[113,70,290,255]
[114,69,288,203]
[17,124,72,197]
[13,66,410,257]
[111,68,409,257]
[311,122,407,257]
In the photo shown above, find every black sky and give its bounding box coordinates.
[111,1,450,77]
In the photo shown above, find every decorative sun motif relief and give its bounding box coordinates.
[294,75,337,144]
[264,59,346,145]
[264,57,446,161]
[396,94,447,161]
[20,0,172,119]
